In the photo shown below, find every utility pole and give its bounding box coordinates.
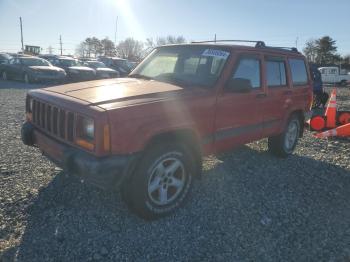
[19,17,24,52]
[214,34,216,43]
[295,36,299,49]
[59,35,63,55]
[114,16,118,47]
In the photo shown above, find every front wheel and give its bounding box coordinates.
[23,73,31,84]
[268,115,301,158]
[122,143,195,220]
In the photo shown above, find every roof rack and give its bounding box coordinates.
[258,45,299,53]
[191,39,266,48]
[191,39,299,52]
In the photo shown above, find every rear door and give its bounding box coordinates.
[261,55,291,136]
[287,57,311,113]
[214,52,265,152]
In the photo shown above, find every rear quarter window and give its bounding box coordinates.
[288,58,308,86]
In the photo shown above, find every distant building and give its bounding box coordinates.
[25,45,41,55]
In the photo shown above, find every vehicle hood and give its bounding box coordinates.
[29,66,63,72]
[68,66,95,72]
[43,78,199,110]
[96,67,117,73]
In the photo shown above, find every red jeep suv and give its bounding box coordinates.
[22,41,312,219]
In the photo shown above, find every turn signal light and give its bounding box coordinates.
[75,138,94,151]
[103,124,110,152]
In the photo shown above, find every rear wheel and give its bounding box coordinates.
[122,142,195,220]
[268,115,301,157]
[2,71,7,80]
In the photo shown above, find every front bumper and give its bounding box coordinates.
[21,122,137,190]
[31,73,66,82]
[68,72,96,82]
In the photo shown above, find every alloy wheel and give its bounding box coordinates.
[147,157,186,206]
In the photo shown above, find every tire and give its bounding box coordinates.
[123,142,195,220]
[268,115,301,158]
[23,73,30,84]
[2,71,7,81]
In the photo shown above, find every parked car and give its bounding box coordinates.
[83,61,119,79]
[127,61,138,70]
[21,41,312,219]
[0,56,66,83]
[310,65,328,108]
[51,56,96,82]
[38,54,58,64]
[0,53,11,64]
[98,57,131,76]
[318,66,350,86]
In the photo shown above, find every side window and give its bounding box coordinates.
[183,57,200,75]
[232,57,261,88]
[266,59,287,87]
[288,58,308,86]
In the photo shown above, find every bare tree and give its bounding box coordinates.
[303,39,317,63]
[47,46,53,54]
[145,35,186,49]
[101,37,116,56]
[116,38,144,61]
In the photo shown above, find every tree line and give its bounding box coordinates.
[75,35,186,61]
[303,36,350,68]
[75,35,350,69]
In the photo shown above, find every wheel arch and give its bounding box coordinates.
[143,129,203,177]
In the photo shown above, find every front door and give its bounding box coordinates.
[214,53,265,152]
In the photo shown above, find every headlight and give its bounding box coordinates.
[82,117,94,140]
[76,116,95,150]
[77,116,94,141]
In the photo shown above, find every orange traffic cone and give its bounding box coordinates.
[324,89,337,128]
[338,111,350,125]
[314,123,350,138]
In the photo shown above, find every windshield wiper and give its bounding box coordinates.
[128,74,153,80]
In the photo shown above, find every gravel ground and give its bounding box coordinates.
[0,80,350,261]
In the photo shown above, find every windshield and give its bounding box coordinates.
[111,59,131,73]
[130,46,230,87]
[20,58,51,66]
[59,59,80,67]
[87,61,106,68]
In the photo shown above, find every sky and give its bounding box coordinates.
[0,0,350,56]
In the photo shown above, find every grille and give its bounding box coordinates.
[32,99,75,142]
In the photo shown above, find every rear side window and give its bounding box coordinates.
[266,60,287,87]
[233,57,261,88]
[288,59,308,85]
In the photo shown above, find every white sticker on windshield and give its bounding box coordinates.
[202,49,230,59]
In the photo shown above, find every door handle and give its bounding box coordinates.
[256,93,267,98]
[283,90,293,95]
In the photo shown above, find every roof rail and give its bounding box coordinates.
[191,39,266,48]
[257,45,299,53]
[191,39,299,52]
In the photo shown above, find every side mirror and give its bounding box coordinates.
[226,78,252,93]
